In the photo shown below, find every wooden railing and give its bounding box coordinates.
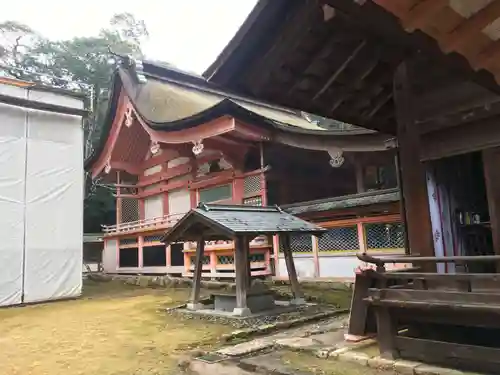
[102,213,184,235]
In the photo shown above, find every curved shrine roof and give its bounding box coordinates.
[85,60,388,170]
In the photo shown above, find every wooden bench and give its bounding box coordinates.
[349,254,500,373]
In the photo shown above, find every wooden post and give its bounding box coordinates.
[375,307,398,360]
[357,222,367,253]
[138,236,144,269]
[280,234,305,304]
[355,158,366,193]
[187,238,205,310]
[242,236,252,288]
[116,171,122,227]
[393,61,434,259]
[210,250,217,279]
[166,245,172,267]
[483,147,500,269]
[273,235,280,277]
[395,151,410,254]
[234,236,251,316]
[312,236,320,278]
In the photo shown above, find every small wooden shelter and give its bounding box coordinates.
[161,203,325,316]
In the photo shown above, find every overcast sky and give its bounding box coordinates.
[0,0,257,74]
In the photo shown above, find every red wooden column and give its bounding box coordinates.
[116,171,122,226]
[393,61,434,258]
[483,148,500,263]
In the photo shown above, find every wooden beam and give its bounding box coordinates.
[280,234,304,303]
[400,0,448,32]
[483,147,500,268]
[393,61,434,258]
[312,40,367,101]
[329,51,381,112]
[188,237,205,310]
[234,236,250,315]
[441,0,500,54]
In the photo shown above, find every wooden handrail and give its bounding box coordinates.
[357,252,500,266]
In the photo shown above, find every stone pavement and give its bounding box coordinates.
[185,315,484,375]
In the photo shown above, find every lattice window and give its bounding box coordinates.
[365,222,405,251]
[318,226,359,253]
[217,255,234,264]
[279,234,313,253]
[244,174,261,196]
[119,237,138,246]
[249,253,265,262]
[243,196,263,206]
[199,184,232,203]
[190,255,210,265]
[121,198,139,223]
[143,234,163,243]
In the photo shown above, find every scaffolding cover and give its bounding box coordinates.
[0,83,84,306]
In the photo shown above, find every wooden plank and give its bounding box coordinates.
[395,336,500,372]
[381,272,500,281]
[368,288,500,305]
[189,238,205,305]
[393,61,434,259]
[366,298,500,313]
[359,253,500,264]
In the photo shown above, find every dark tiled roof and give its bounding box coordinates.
[283,188,400,216]
[161,204,325,244]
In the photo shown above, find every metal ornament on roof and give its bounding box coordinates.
[192,140,204,156]
[133,59,147,84]
[124,107,134,127]
[104,160,112,174]
[150,141,160,155]
[328,149,344,168]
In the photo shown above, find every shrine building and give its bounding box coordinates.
[86,59,404,279]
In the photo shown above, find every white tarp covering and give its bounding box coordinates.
[0,103,26,306]
[0,84,83,306]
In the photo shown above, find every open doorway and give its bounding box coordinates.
[426,152,493,273]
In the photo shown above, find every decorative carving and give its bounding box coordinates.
[192,140,204,156]
[328,149,345,168]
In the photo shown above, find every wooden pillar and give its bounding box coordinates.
[354,158,365,193]
[393,61,434,258]
[243,236,252,288]
[280,234,305,304]
[483,148,500,263]
[116,171,122,226]
[395,151,410,254]
[138,236,144,269]
[234,236,251,316]
[312,235,320,278]
[357,222,367,253]
[272,235,280,277]
[187,238,204,310]
[166,245,172,267]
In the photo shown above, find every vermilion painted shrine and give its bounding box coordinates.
[85,58,405,280]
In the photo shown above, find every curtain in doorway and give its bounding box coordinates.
[426,163,463,273]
